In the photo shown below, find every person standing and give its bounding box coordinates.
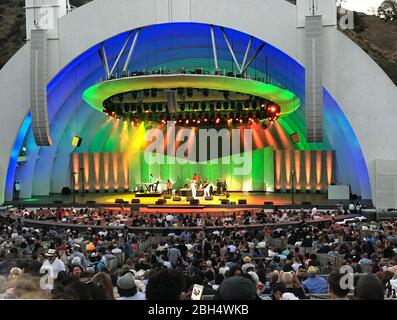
[190,180,197,198]
[166,179,173,194]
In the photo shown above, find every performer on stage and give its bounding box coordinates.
[192,173,200,183]
[148,173,155,192]
[203,178,212,197]
[190,180,197,198]
[166,179,173,194]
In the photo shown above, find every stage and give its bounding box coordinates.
[10,191,352,209]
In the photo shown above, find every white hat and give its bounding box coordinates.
[45,249,56,257]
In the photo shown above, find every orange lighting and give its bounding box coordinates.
[305,151,312,190]
[72,153,79,190]
[294,150,301,189]
[316,151,322,185]
[285,150,291,186]
[83,153,90,190]
[103,152,110,189]
[112,153,119,190]
[326,150,333,185]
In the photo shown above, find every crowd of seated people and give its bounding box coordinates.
[0,208,395,300]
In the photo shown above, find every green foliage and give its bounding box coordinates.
[378,0,397,22]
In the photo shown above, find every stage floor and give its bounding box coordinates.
[14,191,334,207]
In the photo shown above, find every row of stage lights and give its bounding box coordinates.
[106,107,280,127]
[104,99,271,114]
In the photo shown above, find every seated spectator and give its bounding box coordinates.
[303,266,328,294]
[214,276,257,300]
[116,272,145,300]
[328,272,350,300]
[354,275,384,300]
[146,269,184,300]
[280,271,306,299]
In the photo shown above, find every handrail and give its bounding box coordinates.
[0,211,359,233]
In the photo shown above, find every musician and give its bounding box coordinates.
[190,180,197,198]
[148,173,159,192]
[203,178,212,197]
[166,179,173,194]
[192,173,200,183]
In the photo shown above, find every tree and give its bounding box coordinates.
[378,0,397,22]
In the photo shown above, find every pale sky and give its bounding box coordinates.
[340,0,385,14]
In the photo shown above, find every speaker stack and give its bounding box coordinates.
[204,196,213,201]
[173,196,181,201]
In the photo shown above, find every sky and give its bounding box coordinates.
[340,0,385,14]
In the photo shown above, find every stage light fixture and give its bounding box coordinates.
[209,103,215,111]
[203,89,209,97]
[180,103,185,112]
[187,88,193,97]
[201,102,207,111]
[223,91,229,99]
[158,104,163,112]
[150,104,157,112]
[216,102,222,110]
[151,89,157,97]
[261,123,268,130]
[244,101,250,109]
[193,102,199,111]
[177,88,184,96]
[252,101,258,109]
[223,101,229,110]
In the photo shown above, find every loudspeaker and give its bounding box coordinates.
[61,187,71,195]
[164,194,172,199]
[190,199,199,205]
[72,136,83,147]
[238,199,247,205]
[131,199,140,204]
[220,199,229,205]
[173,196,181,201]
[115,199,124,204]
[156,199,166,205]
[86,200,96,205]
[290,132,300,144]
[204,196,213,201]
[230,201,236,205]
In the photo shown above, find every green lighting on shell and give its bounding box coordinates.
[83,74,300,116]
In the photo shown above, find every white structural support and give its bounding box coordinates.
[122,28,141,74]
[240,43,265,75]
[241,36,253,73]
[100,43,111,79]
[109,31,133,77]
[220,27,242,73]
[210,25,219,71]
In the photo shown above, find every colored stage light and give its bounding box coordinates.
[201,102,207,111]
[197,120,201,124]
[185,119,189,124]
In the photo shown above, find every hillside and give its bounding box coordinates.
[0,0,396,85]
[340,12,397,85]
